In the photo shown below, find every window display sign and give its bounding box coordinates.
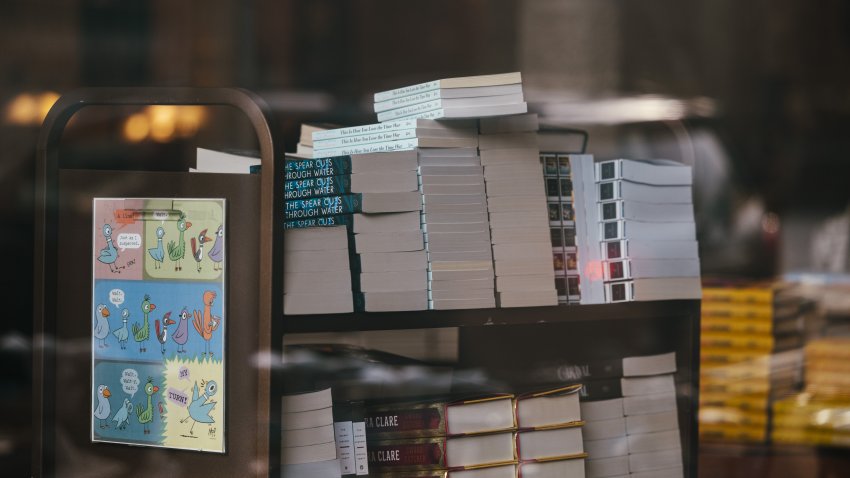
[91,198,226,453]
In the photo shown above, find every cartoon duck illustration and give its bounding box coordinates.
[112,398,133,430]
[93,384,112,429]
[147,226,166,269]
[193,291,221,358]
[172,307,191,354]
[97,223,120,273]
[207,225,224,271]
[132,295,155,353]
[155,311,175,355]
[190,228,213,273]
[112,308,130,350]
[166,214,191,271]
[93,304,110,348]
[180,379,218,435]
[136,378,159,435]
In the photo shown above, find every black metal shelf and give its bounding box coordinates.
[282,299,700,333]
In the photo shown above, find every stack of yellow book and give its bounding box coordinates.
[698,281,804,443]
[771,338,850,447]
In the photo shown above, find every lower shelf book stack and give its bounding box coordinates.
[698,280,806,444]
[772,337,850,448]
[581,352,684,478]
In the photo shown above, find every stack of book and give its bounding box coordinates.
[542,151,581,304]
[281,388,341,478]
[373,72,528,122]
[420,147,497,310]
[772,337,850,447]
[699,281,805,443]
[570,156,701,304]
[515,385,587,478]
[479,114,557,307]
[311,118,478,158]
[582,352,683,478]
[364,394,519,476]
[293,123,337,158]
[284,226,353,315]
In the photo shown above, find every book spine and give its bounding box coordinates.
[314,129,419,151]
[313,119,422,141]
[374,79,442,103]
[283,214,353,229]
[374,90,445,113]
[377,99,445,122]
[314,138,421,158]
[284,194,363,220]
[367,437,447,470]
[285,156,353,180]
[285,175,352,199]
[364,403,447,440]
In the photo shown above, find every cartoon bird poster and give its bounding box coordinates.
[91,198,226,453]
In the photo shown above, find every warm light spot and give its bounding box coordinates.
[123,113,150,143]
[148,105,177,142]
[37,91,60,123]
[176,106,206,137]
[5,93,39,125]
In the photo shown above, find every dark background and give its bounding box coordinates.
[2,0,850,475]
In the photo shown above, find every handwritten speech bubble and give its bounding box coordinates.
[116,233,141,251]
[109,289,125,309]
[121,368,140,399]
[178,366,190,381]
[167,387,189,408]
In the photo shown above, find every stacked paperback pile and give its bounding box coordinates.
[479,114,558,307]
[420,146,497,310]
[284,153,425,314]
[582,352,683,478]
[542,151,580,304]
[570,156,701,304]
[293,123,337,158]
[699,282,805,443]
[281,388,342,478]
[772,337,850,447]
[373,72,527,122]
[364,385,586,477]
[284,227,353,314]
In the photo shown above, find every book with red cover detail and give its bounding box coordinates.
[367,433,517,471]
[364,394,516,439]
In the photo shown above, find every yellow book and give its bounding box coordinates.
[699,422,767,442]
[699,392,768,411]
[699,406,768,427]
[701,332,774,352]
[806,338,850,361]
[772,427,850,447]
[702,286,773,305]
[702,302,773,320]
[701,361,770,381]
[701,347,771,365]
[700,380,770,396]
[700,316,773,335]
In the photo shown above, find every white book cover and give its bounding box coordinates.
[625,411,680,435]
[629,465,684,478]
[313,118,477,141]
[597,180,692,204]
[384,103,529,122]
[281,440,337,465]
[281,424,336,448]
[583,436,628,459]
[517,457,586,478]
[601,239,699,261]
[517,425,584,460]
[373,72,522,102]
[583,417,627,441]
[281,388,333,413]
[377,93,525,122]
[626,430,682,454]
[595,159,692,186]
[374,83,524,112]
[597,200,695,223]
[572,155,605,304]
[580,398,624,422]
[281,458,342,478]
[623,392,677,417]
[623,352,677,376]
[585,455,629,478]
[601,258,701,281]
[621,374,676,397]
[599,220,696,242]
[195,147,259,173]
[627,449,683,473]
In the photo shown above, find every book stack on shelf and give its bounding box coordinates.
[542,151,580,304]
[569,156,701,304]
[373,72,527,122]
[515,385,587,478]
[281,388,342,478]
[772,337,850,447]
[364,394,519,476]
[479,114,558,307]
[419,146,497,310]
[581,352,683,478]
[284,227,354,315]
[699,281,805,443]
[293,123,338,158]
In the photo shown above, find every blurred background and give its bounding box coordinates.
[3,0,850,476]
